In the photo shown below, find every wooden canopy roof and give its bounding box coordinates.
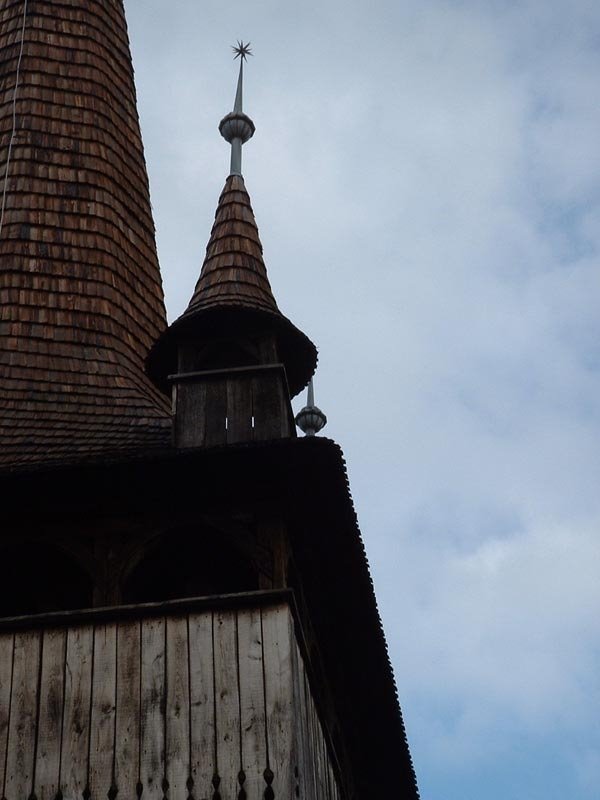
[187,174,280,315]
[0,0,171,469]
[147,174,318,397]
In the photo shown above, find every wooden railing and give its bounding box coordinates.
[0,591,341,800]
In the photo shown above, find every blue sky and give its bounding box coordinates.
[124,1,600,797]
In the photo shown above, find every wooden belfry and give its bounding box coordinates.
[0,4,418,800]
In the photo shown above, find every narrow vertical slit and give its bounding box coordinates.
[1,633,16,800]
[29,630,44,800]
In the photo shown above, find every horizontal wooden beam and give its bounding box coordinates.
[0,588,294,632]
[167,362,288,383]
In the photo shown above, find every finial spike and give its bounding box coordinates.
[233,59,244,114]
[219,42,255,177]
[295,378,327,437]
[307,379,315,408]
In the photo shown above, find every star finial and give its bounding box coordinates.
[219,42,256,175]
[232,41,252,61]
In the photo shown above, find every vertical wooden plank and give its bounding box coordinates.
[261,604,294,800]
[226,376,253,443]
[237,608,267,800]
[175,382,207,448]
[213,610,241,800]
[204,379,227,447]
[291,641,309,800]
[328,760,338,800]
[35,629,67,800]
[188,612,215,800]
[0,633,15,796]
[89,624,117,798]
[301,662,318,800]
[140,617,165,800]
[252,373,284,440]
[322,735,333,800]
[319,709,332,800]
[304,671,316,799]
[307,682,326,799]
[319,709,331,799]
[61,625,94,800]
[4,631,41,800]
[166,617,189,800]
[115,621,141,799]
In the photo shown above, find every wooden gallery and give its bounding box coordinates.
[0,2,419,799]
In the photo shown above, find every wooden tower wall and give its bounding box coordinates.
[0,597,342,800]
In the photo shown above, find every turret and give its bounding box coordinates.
[147,44,317,448]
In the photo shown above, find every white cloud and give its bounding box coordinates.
[124,0,600,796]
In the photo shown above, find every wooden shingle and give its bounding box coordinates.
[147,175,318,397]
[185,175,280,316]
[0,0,171,469]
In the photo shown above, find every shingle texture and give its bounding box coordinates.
[185,174,279,315]
[0,0,171,469]
[147,174,318,397]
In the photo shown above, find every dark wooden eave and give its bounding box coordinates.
[0,0,171,469]
[1,436,420,800]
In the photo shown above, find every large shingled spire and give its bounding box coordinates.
[0,0,171,468]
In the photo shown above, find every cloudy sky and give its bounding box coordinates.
[123,1,600,797]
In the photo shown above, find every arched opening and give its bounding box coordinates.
[122,526,259,605]
[0,540,93,617]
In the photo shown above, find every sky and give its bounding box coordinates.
[123,1,600,798]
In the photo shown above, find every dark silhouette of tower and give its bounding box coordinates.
[0,5,419,799]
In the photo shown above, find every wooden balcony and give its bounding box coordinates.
[0,591,341,800]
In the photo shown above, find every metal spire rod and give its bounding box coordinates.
[219,41,255,177]
[295,378,327,437]
[233,56,244,113]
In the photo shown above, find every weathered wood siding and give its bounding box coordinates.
[0,601,340,800]
[173,365,296,448]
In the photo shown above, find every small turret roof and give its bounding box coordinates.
[147,173,317,397]
[185,174,279,315]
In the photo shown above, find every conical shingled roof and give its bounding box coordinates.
[147,175,317,397]
[0,0,172,469]
[185,174,279,315]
